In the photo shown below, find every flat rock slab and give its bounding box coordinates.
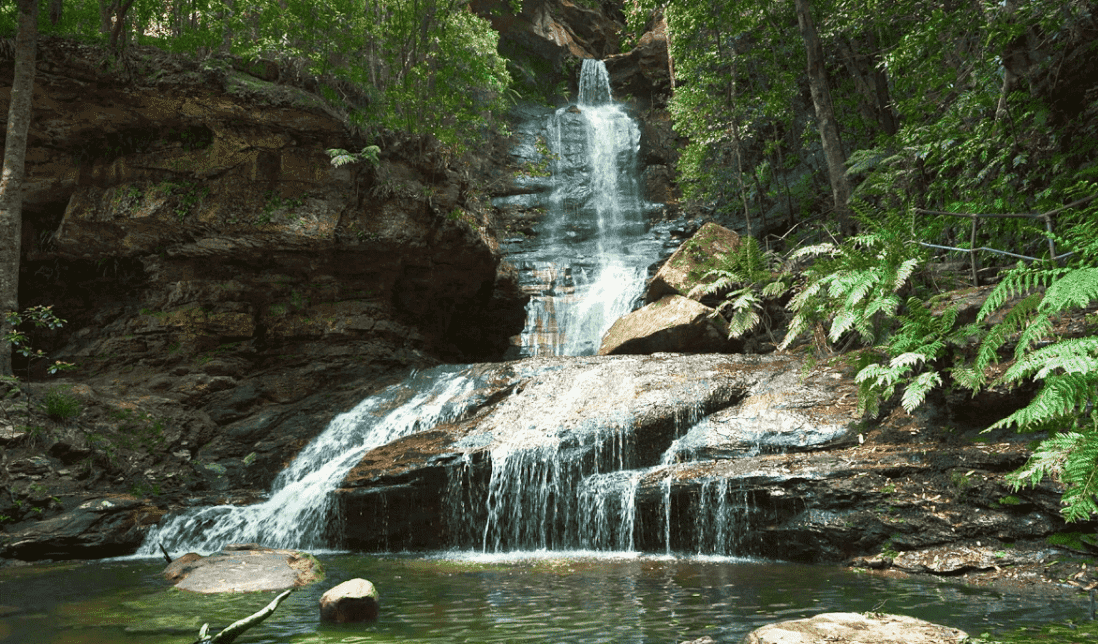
[742,612,968,644]
[164,544,320,593]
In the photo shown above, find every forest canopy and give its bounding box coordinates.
[0,0,512,151]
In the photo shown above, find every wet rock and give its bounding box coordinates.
[645,223,742,304]
[742,612,967,644]
[319,578,380,623]
[163,543,321,593]
[597,295,732,355]
[891,543,1053,574]
[0,495,162,560]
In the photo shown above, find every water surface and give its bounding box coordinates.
[0,552,1086,643]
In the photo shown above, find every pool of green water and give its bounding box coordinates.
[0,552,1088,643]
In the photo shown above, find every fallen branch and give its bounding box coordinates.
[191,588,294,644]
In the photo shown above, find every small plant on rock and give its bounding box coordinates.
[42,386,82,421]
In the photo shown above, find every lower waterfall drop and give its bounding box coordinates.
[138,367,483,554]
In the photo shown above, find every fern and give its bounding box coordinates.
[976,260,1098,521]
[325,145,381,168]
[854,297,964,416]
[693,237,790,340]
[781,233,925,351]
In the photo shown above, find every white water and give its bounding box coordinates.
[140,61,753,558]
[139,367,481,554]
[517,59,658,356]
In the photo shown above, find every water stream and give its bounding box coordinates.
[141,59,670,557]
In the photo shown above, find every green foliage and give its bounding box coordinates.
[326,146,380,169]
[855,298,975,417]
[42,386,82,421]
[780,231,924,353]
[1,1,510,153]
[690,236,790,340]
[4,305,75,376]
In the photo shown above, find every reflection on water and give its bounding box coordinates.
[0,553,1087,643]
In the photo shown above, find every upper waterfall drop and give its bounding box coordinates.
[577,58,613,106]
[511,59,661,357]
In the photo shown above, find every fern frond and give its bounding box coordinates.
[761,279,790,299]
[890,352,928,370]
[975,292,1042,374]
[977,265,1065,321]
[1009,429,1098,522]
[1013,312,1053,361]
[788,242,839,263]
[1039,267,1098,312]
[991,372,1097,431]
[1001,337,1098,383]
[891,257,921,292]
[901,370,942,412]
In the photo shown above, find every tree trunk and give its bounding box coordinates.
[794,0,853,233]
[0,0,38,377]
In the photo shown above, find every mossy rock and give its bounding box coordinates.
[645,223,741,303]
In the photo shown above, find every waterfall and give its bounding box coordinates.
[516,59,658,357]
[139,367,482,554]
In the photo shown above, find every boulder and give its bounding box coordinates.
[742,612,968,644]
[597,295,732,355]
[319,578,380,623]
[645,223,741,304]
[162,543,321,594]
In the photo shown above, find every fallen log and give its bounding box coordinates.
[190,588,293,644]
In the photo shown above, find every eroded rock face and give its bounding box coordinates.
[597,295,732,355]
[0,38,526,560]
[742,613,968,644]
[0,495,161,560]
[332,353,1077,565]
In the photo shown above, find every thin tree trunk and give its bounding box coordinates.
[794,0,853,233]
[0,0,38,376]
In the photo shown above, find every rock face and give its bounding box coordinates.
[0,37,526,561]
[605,11,672,108]
[163,543,321,593]
[319,578,380,623]
[0,495,161,560]
[645,223,742,303]
[597,295,732,355]
[741,612,968,644]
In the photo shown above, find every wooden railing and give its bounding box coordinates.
[911,193,1098,286]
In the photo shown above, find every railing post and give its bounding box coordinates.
[970,214,980,286]
[1043,213,1057,264]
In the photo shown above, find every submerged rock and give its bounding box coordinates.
[597,295,732,355]
[162,543,321,593]
[742,612,967,644]
[319,578,380,623]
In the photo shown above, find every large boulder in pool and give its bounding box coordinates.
[319,578,380,623]
[598,295,733,355]
[741,612,968,644]
[162,543,322,593]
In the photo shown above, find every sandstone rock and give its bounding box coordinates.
[605,11,672,106]
[319,578,380,623]
[597,295,731,355]
[163,543,321,594]
[891,543,1052,575]
[741,612,967,644]
[645,223,741,304]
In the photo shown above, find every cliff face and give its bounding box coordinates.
[0,37,527,558]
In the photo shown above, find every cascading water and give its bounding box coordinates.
[513,59,661,356]
[139,367,483,554]
[140,60,757,559]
